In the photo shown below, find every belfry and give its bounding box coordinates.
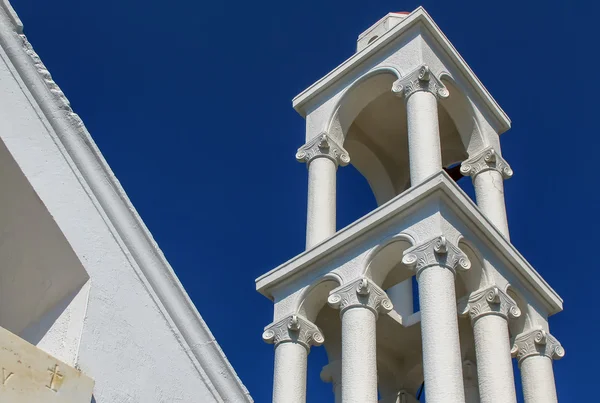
[256,8,564,403]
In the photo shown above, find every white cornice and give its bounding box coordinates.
[292,7,511,134]
[0,4,252,402]
[255,171,562,316]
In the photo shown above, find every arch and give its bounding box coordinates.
[505,284,533,337]
[363,233,415,288]
[368,35,379,45]
[439,73,486,155]
[327,67,402,145]
[343,138,396,205]
[457,238,489,296]
[295,273,342,323]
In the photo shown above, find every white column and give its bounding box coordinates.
[402,235,470,403]
[460,147,513,239]
[273,343,308,402]
[392,64,449,186]
[263,314,324,403]
[391,65,449,320]
[512,328,564,403]
[297,133,350,249]
[406,91,442,184]
[460,286,521,403]
[328,278,393,403]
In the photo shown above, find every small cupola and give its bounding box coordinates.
[357,12,409,52]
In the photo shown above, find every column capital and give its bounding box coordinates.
[460,146,513,179]
[391,65,449,100]
[327,277,393,317]
[459,285,521,322]
[296,133,350,167]
[401,235,471,276]
[262,314,324,351]
[511,328,565,364]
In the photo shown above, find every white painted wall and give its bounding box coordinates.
[0,2,251,401]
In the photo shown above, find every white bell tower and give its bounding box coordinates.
[257,8,564,403]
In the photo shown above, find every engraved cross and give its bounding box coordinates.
[46,364,63,392]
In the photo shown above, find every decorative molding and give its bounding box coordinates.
[0,18,254,402]
[262,314,324,350]
[391,65,449,100]
[292,9,511,136]
[1,1,23,32]
[257,172,563,317]
[328,278,393,317]
[458,286,521,322]
[460,146,513,180]
[401,235,470,276]
[296,133,350,167]
[511,328,565,364]
[19,34,84,128]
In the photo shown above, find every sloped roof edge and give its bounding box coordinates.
[292,7,511,134]
[256,172,562,316]
[0,4,253,402]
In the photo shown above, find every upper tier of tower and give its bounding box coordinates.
[292,7,511,205]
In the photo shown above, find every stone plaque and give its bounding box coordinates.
[0,326,94,402]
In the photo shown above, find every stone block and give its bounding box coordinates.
[0,326,94,402]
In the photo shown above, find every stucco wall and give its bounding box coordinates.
[0,5,249,400]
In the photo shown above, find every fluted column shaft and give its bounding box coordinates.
[297,134,350,249]
[512,328,564,403]
[460,286,521,403]
[328,278,393,403]
[402,236,470,403]
[263,315,324,403]
[461,147,513,239]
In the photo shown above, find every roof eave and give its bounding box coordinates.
[292,7,511,134]
[256,172,561,316]
[0,4,253,401]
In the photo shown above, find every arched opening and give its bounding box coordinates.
[336,163,378,230]
[329,70,483,221]
[455,240,488,400]
[505,286,530,338]
[297,278,341,323]
[368,35,379,44]
[362,236,425,399]
[505,286,529,402]
[363,235,416,320]
[457,239,489,296]
[296,276,342,402]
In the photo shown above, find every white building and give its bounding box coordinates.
[257,8,564,403]
[0,2,565,402]
[0,1,251,402]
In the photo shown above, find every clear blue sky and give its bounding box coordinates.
[10,0,597,401]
